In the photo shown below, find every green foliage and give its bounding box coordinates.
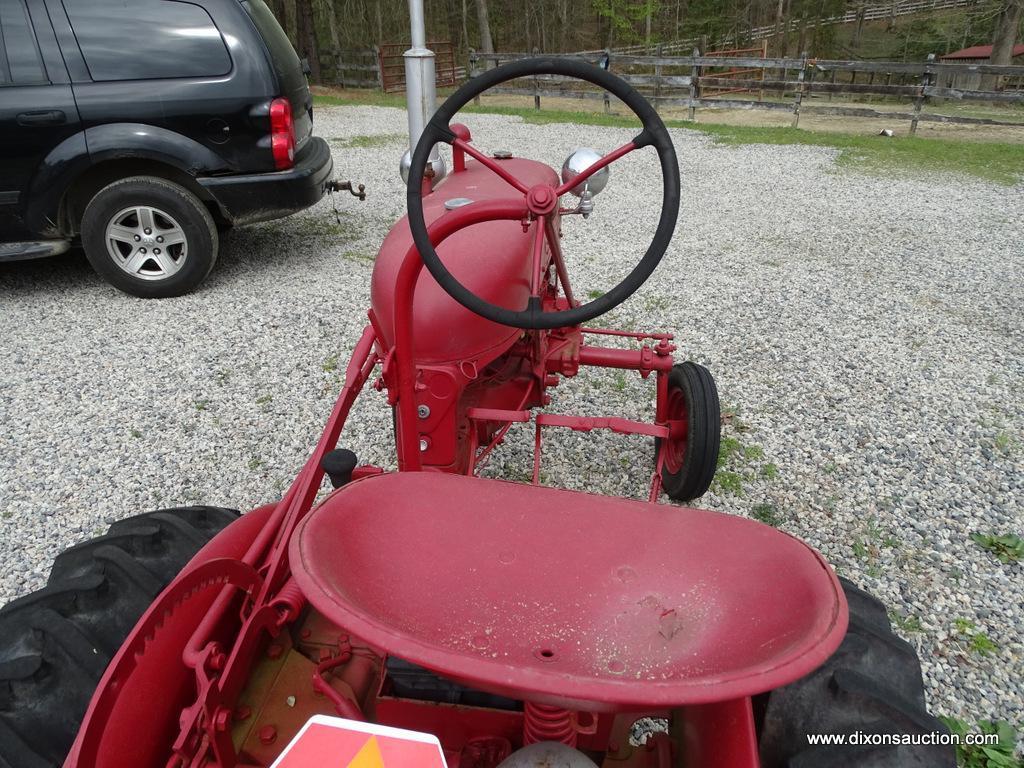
[592,0,659,45]
[332,133,406,148]
[890,612,924,634]
[953,619,1000,657]
[971,533,1024,564]
[751,502,781,527]
[691,124,1024,186]
[939,716,1023,768]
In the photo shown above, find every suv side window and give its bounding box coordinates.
[62,0,231,82]
[0,0,48,86]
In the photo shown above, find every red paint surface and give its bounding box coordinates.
[291,472,847,712]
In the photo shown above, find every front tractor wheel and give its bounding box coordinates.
[0,507,238,767]
[658,361,721,502]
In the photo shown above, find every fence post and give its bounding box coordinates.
[688,47,700,121]
[468,49,481,105]
[654,43,663,111]
[533,47,541,110]
[374,45,384,92]
[910,53,935,135]
[603,49,612,114]
[791,51,807,128]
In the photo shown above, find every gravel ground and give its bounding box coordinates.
[1,105,1021,733]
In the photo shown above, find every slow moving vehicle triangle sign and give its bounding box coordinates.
[270,715,449,768]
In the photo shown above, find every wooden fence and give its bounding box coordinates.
[318,45,466,92]
[467,51,1024,133]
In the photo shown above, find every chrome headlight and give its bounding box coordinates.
[560,147,609,198]
[400,149,448,185]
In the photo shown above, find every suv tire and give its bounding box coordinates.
[81,176,218,298]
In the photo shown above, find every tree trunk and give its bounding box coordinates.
[296,0,319,81]
[773,0,785,53]
[990,1,1023,64]
[987,0,1022,89]
[475,0,494,54]
[851,3,866,48]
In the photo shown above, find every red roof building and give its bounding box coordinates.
[940,44,1024,61]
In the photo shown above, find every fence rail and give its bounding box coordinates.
[467,51,1024,133]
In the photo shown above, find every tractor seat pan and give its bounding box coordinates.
[291,473,847,712]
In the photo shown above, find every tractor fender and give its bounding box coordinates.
[63,502,277,768]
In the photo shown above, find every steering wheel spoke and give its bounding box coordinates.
[452,137,532,195]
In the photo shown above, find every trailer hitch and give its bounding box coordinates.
[327,179,367,200]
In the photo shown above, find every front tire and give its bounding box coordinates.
[81,176,218,298]
[658,361,721,502]
[0,507,238,767]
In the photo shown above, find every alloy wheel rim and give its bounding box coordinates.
[105,206,188,281]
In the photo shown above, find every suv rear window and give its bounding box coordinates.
[0,0,47,85]
[62,0,231,82]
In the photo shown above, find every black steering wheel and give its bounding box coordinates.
[406,57,680,330]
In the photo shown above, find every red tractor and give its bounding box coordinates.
[0,59,952,768]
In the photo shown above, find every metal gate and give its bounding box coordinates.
[378,41,459,93]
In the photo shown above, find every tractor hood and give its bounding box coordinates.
[371,156,559,366]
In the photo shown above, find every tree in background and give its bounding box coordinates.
[475,0,494,55]
[989,0,1022,64]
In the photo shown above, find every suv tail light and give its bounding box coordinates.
[270,97,296,170]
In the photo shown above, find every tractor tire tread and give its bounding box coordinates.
[0,506,238,768]
[758,580,954,768]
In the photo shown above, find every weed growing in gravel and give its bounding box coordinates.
[751,502,781,527]
[586,289,604,299]
[939,716,1022,768]
[322,354,339,373]
[890,612,924,634]
[715,471,744,495]
[331,133,406,148]
[248,456,265,471]
[993,431,1017,456]
[953,619,1000,657]
[713,410,775,497]
[970,532,1024,564]
[612,372,628,392]
[256,394,273,411]
[130,428,142,439]
[194,400,209,411]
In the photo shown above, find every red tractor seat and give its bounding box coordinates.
[290,473,847,712]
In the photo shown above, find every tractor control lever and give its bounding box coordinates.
[322,449,358,488]
[328,179,367,201]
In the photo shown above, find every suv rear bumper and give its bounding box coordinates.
[198,137,334,226]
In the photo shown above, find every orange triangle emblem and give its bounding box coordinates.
[347,736,385,768]
[271,716,449,768]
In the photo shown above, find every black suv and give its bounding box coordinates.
[0,0,335,297]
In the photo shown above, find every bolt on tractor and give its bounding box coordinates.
[0,54,955,768]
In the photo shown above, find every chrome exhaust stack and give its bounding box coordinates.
[401,0,446,184]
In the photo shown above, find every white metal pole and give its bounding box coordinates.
[404,0,441,170]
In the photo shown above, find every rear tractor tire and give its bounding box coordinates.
[757,577,956,767]
[0,506,238,768]
[658,361,721,502]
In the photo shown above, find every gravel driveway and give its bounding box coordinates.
[1,105,1021,731]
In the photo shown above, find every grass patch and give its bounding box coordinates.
[953,619,999,657]
[939,716,1022,768]
[315,93,1024,185]
[690,123,1024,186]
[331,133,405,149]
[751,502,781,527]
[970,532,1024,564]
[890,612,924,634]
